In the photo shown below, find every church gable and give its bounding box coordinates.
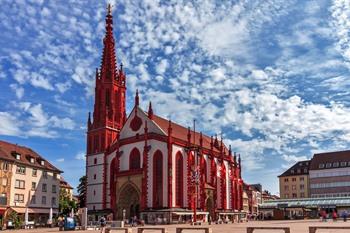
[119,106,166,139]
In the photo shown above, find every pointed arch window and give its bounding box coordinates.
[129,148,141,170]
[106,89,110,107]
[175,152,183,206]
[202,158,207,183]
[153,150,163,208]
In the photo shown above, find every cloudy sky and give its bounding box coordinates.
[1,0,350,194]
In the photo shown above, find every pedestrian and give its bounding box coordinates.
[321,210,327,222]
[332,210,338,222]
[58,215,64,231]
[133,215,137,227]
[341,210,348,222]
[99,216,106,233]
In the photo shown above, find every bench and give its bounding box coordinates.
[106,227,132,233]
[247,227,290,233]
[176,227,212,233]
[138,227,168,233]
[309,226,350,233]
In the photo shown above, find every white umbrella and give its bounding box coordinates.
[24,208,29,226]
[49,208,53,224]
[71,208,74,217]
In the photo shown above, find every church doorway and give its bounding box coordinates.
[116,183,140,220]
[206,197,214,220]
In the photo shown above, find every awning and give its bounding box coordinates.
[10,207,58,214]
[172,211,209,216]
[218,212,245,215]
[0,208,6,215]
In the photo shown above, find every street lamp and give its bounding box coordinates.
[122,209,126,221]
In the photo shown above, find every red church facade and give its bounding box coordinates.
[86,5,245,223]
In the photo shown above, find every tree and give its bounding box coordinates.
[59,188,77,215]
[77,175,87,208]
[8,211,22,229]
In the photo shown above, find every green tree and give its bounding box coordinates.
[8,211,22,229]
[59,188,77,215]
[77,175,87,208]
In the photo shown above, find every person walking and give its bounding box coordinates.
[341,210,348,222]
[321,210,327,222]
[332,210,338,222]
[99,216,106,233]
[133,215,137,227]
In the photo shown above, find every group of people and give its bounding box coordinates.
[320,209,348,222]
[129,215,139,227]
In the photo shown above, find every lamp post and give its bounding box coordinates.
[122,209,126,221]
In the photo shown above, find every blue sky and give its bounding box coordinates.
[1,0,350,195]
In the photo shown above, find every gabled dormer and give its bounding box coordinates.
[11,151,21,160]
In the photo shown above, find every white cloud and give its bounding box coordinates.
[50,116,75,130]
[156,59,168,74]
[10,84,24,99]
[56,158,65,162]
[0,112,22,136]
[282,154,308,163]
[55,81,72,93]
[75,151,85,160]
[0,102,77,138]
[331,0,350,68]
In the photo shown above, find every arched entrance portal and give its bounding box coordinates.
[206,194,215,220]
[116,183,140,220]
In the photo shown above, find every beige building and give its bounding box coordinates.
[279,160,310,199]
[0,140,62,226]
[60,177,73,200]
[242,186,249,213]
[0,160,13,225]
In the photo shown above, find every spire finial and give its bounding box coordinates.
[107,3,112,15]
[135,89,139,106]
[148,101,153,119]
[168,119,172,135]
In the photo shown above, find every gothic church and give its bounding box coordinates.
[86,5,244,223]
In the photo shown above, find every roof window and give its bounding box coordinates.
[319,163,325,169]
[326,163,332,168]
[341,162,347,167]
[333,162,339,168]
[40,160,45,166]
[16,154,21,160]
[30,158,35,164]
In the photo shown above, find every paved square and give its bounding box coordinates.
[6,220,350,233]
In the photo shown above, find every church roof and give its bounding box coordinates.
[0,140,62,173]
[152,114,229,154]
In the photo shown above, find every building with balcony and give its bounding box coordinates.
[0,140,62,227]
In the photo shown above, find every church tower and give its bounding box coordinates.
[87,4,126,155]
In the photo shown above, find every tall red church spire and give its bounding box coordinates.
[87,4,126,155]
